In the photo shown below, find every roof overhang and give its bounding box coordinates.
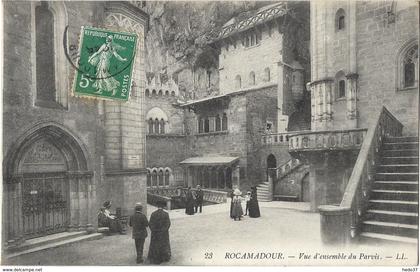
[179,156,240,166]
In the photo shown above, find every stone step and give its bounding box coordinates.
[6,232,104,259]
[383,149,419,157]
[382,142,418,151]
[7,231,88,253]
[360,232,418,244]
[365,209,419,225]
[369,199,418,212]
[373,181,418,191]
[362,220,418,238]
[370,189,418,201]
[377,164,419,173]
[382,156,419,164]
[384,137,419,143]
[375,172,418,181]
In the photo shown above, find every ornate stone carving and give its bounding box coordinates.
[23,140,64,164]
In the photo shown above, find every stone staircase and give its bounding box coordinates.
[256,181,272,202]
[360,136,419,244]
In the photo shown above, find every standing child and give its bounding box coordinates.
[244,191,251,216]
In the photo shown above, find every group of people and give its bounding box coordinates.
[98,201,171,264]
[185,185,204,215]
[230,186,260,221]
[129,201,171,264]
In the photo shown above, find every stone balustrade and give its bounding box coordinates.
[147,187,227,210]
[261,132,291,145]
[288,128,367,152]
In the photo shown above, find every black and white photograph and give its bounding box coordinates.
[1,0,419,267]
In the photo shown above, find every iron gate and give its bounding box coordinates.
[22,172,70,239]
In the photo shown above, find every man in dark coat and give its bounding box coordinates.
[229,188,235,218]
[185,187,195,215]
[148,201,171,264]
[249,186,261,218]
[129,203,149,264]
[194,185,204,213]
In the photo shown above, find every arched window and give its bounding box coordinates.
[160,118,165,134]
[148,118,154,134]
[215,115,221,131]
[152,89,156,96]
[264,68,271,82]
[145,89,150,96]
[154,118,160,134]
[249,71,256,86]
[336,9,346,31]
[171,91,176,96]
[35,3,56,106]
[152,170,158,186]
[204,118,210,133]
[222,113,228,131]
[403,44,418,88]
[158,90,163,96]
[165,90,169,96]
[199,119,204,133]
[235,75,242,90]
[335,71,346,99]
[165,170,170,186]
[158,170,164,186]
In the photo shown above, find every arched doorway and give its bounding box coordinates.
[4,124,92,243]
[266,154,277,181]
[267,154,277,197]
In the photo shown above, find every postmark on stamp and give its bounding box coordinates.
[70,26,138,101]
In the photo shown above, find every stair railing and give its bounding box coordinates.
[277,158,302,179]
[319,106,403,244]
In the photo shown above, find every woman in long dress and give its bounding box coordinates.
[185,187,195,215]
[248,186,261,218]
[88,35,127,96]
[231,189,244,221]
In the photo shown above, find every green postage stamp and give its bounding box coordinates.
[73,26,138,101]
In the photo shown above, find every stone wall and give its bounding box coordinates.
[245,86,279,185]
[355,1,418,134]
[219,28,282,94]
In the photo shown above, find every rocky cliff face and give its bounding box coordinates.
[143,1,271,94]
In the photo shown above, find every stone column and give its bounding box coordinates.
[346,73,358,128]
[102,3,149,216]
[277,59,289,133]
[310,79,333,131]
[232,165,240,188]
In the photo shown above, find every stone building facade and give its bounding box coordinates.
[290,0,418,211]
[142,2,311,193]
[3,1,148,247]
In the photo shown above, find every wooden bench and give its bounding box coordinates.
[273,194,299,202]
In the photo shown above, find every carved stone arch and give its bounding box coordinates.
[5,122,91,178]
[396,38,418,90]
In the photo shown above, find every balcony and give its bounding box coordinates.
[288,128,367,152]
[261,132,292,145]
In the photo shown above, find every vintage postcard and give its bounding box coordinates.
[1,0,419,269]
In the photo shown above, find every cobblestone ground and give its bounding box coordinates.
[4,204,418,266]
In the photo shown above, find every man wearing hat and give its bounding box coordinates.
[129,203,149,264]
[148,201,171,264]
[194,185,204,213]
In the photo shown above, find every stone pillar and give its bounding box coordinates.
[102,3,149,216]
[319,205,352,245]
[233,165,240,188]
[346,73,358,128]
[277,60,289,132]
[4,180,25,247]
[310,79,334,131]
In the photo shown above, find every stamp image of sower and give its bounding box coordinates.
[69,26,138,101]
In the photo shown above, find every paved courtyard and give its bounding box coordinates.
[4,202,418,266]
